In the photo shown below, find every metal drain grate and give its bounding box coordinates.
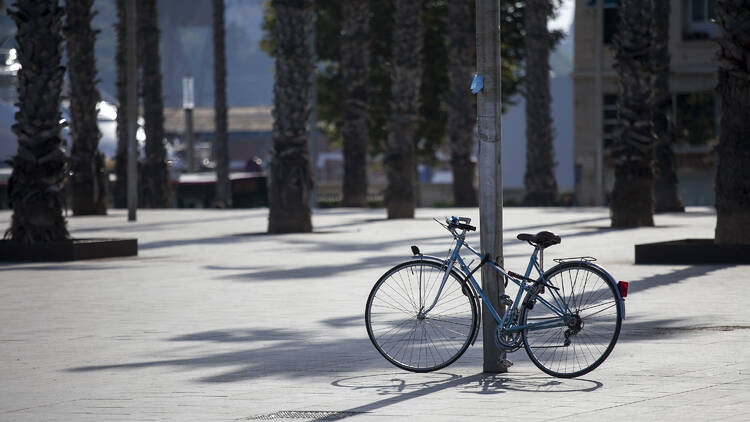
[247,410,363,421]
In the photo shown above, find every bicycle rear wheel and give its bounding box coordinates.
[521,262,622,378]
[365,260,477,372]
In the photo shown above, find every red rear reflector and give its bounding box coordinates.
[618,281,629,298]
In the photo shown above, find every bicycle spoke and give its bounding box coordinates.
[426,316,472,327]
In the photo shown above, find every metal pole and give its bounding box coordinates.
[126,0,137,221]
[308,78,318,209]
[307,16,318,210]
[185,108,194,172]
[476,0,506,373]
[183,76,195,173]
[594,0,604,205]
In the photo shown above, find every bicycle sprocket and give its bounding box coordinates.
[494,325,522,352]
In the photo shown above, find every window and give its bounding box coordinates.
[683,0,719,40]
[586,0,621,45]
[602,94,618,150]
[691,0,716,22]
[603,7,619,45]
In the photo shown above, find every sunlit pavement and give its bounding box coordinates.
[0,207,748,421]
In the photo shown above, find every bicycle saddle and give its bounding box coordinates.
[517,231,561,249]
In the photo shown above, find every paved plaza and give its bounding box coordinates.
[1,207,748,421]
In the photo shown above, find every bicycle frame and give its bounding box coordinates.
[421,232,571,335]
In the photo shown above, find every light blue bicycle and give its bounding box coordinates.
[365,216,627,378]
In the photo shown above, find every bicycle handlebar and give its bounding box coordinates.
[445,216,476,232]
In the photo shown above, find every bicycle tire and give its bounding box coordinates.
[520,262,622,378]
[365,260,478,372]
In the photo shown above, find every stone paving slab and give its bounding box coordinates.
[0,207,748,421]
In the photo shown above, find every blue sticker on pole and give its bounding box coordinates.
[470,74,484,94]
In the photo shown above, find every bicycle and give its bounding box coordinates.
[365,216,628,378]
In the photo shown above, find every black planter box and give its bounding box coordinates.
[635,238,750,264]
[0,238,137,262]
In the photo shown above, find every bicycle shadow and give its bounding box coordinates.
[328,371,602,417]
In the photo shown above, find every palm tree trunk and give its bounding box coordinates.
[137,0,170,208]
[113,0,129,209]
[651,0,684,213]
[446,0,477,207]
[386,0,423,219]
[65,0,107,216]
[522,0,557,206]
[340,0,369,208]
[714,0,750,243]
[610,0,655,227]
[267,0,314,233]
[5,0,69,242]
[213,0,231,208]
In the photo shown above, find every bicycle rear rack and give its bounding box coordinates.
[553,256,597,263]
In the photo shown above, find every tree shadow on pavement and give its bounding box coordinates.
[505,216,610,234]
[206,250,529,282]
[70,212,262,234]
[135,213,612,254]
[67,324,603,422]
[628,264,734,295]
[209,254,407,281]
[66,311,716,389]
[67,327,400,383]
[620,317,750,341]
[0,263,135,271]
[67,319,613,388]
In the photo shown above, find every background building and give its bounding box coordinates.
[573,0,719,206]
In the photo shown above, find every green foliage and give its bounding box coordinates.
[259,0,560,162]
[418,0,449,164]
[675,92,716,146]
[366,0,394,156]
[314,0,343,145]
[259,1,276,55]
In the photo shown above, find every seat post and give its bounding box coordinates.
[539,247,544,272]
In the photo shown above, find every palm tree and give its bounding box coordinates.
[610,0,654,227]
[714,0,750,243]
[445,0,476,207]
[267,0,314,233]
[522,0,557,206]
[137,0,170,208]
[64,0,107,216]
[386,0,423,219]
[5,0,69,242]
[213,0,231,208]
[113,0,129,209]
[651,0,684,213]
[340,0,369,208]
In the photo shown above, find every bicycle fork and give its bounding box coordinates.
[417,255,458,319]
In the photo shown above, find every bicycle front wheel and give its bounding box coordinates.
[365,260,477,372]
[521,262,622,378]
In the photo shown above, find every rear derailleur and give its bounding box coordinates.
[562,312,583,347]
